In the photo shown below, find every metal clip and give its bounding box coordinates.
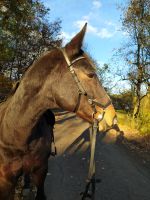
[88,98,93,105]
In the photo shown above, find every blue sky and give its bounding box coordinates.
[41,0,129,92]
[42,0,127,64]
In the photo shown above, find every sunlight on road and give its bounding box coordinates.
[54,111,119,155]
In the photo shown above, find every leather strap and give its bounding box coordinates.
[59,47,111,199]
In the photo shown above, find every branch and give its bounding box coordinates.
[140,94,147,101]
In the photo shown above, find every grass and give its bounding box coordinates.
[116,110,132,128]
[117,109,150,136]
[117,110,150,157]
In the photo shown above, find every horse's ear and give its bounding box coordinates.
[65,23,87,58]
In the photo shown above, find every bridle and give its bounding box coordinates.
[60,48,112,199]
[60,48,112,122]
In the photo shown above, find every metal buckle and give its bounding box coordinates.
[88,98,93,105]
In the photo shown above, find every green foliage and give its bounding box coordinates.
[0,0,62,79]
[111,90,133,111]
[117,93,150,135]
[96,63,116,93]
[0,74,12,89]
[97,64,110,83]
[84,48,112,90]
[0,73,12,101]
[123,0,150,50]
[135,94,150,135]
[116,0,150,117]
[117,110,132,127]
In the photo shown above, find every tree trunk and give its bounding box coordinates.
[133,94,141,119]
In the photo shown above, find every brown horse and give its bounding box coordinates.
[0,23,116,199]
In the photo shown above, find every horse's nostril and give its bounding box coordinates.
[113,117,118,125]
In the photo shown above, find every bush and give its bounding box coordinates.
[136,94,150,135]
[111,91,133,112]
[0,74,12,101]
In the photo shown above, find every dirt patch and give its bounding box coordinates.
[117,125,150,169]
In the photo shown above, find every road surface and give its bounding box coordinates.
[44,111,150,200]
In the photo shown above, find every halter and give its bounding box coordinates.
[60,48,112,199]
[60,48,112,119]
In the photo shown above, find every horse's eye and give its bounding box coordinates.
[87,73,96,78]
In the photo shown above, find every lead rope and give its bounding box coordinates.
[50,128,57,157]
[59,48,101,200]
[81,105,99,200]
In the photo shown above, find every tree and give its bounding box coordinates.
[0,0,62,80]
[111,90,133,111]
[117,0,150,118]
[0,73,12,101]
[83,46,113,93]
[137,87,150,134]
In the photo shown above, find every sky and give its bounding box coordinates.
[41,0,129,92]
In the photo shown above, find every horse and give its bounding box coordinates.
[1,81,56,199]
[14,109,56,200]
[0,23,116,200]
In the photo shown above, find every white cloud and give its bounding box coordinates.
[97,60,105,67]
[122,31,129,37]
[74,20,114,39]
[104,22,128,37]
[104,21,121,32]
[61,31,71,40]
[92,0,102,9]
[105,21,116,27]
[61,0,117,44]
[97,28,113,38]
[74,20,97,34]
[60,31,75,45]
[82,14,91,21]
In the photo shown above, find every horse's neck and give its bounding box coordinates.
[7,88,45,128]
[1,58,57,148]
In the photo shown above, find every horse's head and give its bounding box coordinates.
[51,23,116,132]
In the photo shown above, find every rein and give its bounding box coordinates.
[60,48,111,199]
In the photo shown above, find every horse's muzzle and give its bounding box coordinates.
[95,104,117,132]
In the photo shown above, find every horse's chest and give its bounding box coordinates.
[23,138,51,173]
[0,158,22,180]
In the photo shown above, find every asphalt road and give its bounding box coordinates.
[44,112,150,200]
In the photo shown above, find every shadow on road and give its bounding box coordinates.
[45,113,150,200]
